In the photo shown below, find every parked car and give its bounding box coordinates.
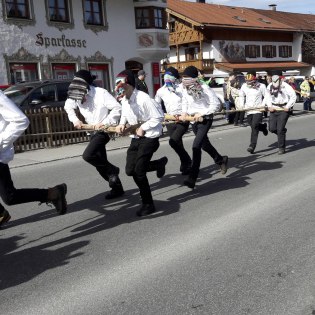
[3,80,71,110]
[0,84,11,91]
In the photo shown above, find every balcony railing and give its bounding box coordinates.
[162,59,214,73]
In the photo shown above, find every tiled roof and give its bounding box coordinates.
[252,9,315,32]
[215,61,311,72]
[167,0,315,32]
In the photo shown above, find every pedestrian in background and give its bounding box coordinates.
[115,70,167,217]
[300,76,313,111]
[135,70,149,94]
[0,91,67,227]
[64,70,124,200]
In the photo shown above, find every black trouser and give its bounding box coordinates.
[166,122,191,168]
[125,137,160,205]
[246,113,266,148]
[0,162,47,213]
[269,111,290,149]
[190,116,223,180]
[82,132,119,182]
[234,111,245,124]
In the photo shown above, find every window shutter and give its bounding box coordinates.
[273,46,277,57]
[245,45,249,57]
[256,45,260,58]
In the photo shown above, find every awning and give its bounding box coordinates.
[214,61,311,72]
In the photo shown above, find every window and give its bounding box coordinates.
[279,45,292,58]
[48,0,69,22]
[262,45,276,58]
[135,7,166,29]
[185,47,200,61]
[154,8,163,28]
[5,0,30,19]
[245,45,260,58]
[84,0,103,25]
[168,21,175,33]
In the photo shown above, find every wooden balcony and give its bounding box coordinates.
[162,59,214,73]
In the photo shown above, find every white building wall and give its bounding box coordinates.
[0,0,168,95]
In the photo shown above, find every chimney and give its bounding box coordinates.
[269,4,277,11]
[196,0,206,3]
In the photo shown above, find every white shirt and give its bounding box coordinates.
[155,84,183,115]
[239,83,267,114]
[64,86,121,126]
[264,81,296,110]
[181,85,221,116]
[0,91,29,164]
[119,89,163,139]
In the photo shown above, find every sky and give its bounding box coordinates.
[185,0,314,14]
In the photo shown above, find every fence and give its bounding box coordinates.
[14,108,90,152]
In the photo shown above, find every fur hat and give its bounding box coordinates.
[183,66,199,78]
[165,67,179,79]
[74,70,96,85]
[116,70,136,87]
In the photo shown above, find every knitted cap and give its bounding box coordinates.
[116,70,136,87]
[67,77,89,102]
[138,70,146,76]
[74,70,96,85]
[165,67,179,79]
[183,66,199,78]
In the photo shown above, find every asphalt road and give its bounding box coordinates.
[1,113,315,315]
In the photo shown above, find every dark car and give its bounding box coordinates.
[4,80,71,110]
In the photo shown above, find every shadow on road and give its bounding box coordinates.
[0,234,89,290]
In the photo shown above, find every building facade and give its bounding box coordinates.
[166,0,315,76]
[0,0,169,95]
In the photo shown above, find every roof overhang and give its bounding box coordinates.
[215,61,311,72]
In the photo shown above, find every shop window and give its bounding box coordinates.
[245,45,260,58]
[9,63,38,84]
[48,0,69,22]
[52,64,75,80]
[185,47,200,61]
[262,45,276,58]
[135,7,166,29]
[279,45,292,58]
[5,0,30,19]
[88,64,110,90]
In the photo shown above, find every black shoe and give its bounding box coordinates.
[136,203,156,217]
[180,163,192,175]
[278,148,285,155]
[220,156,229,174]
[0,209,11,227]
[47,183,67,215]
[183,177,196,189]
[262,123,268,136]
[247,146,255,154]
[108,174,121,188]
[105,188,124,200]
[157,157,168,178]
[239,123,247,127]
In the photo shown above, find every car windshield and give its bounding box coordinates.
[4,85,36,105]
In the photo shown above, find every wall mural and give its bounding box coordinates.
[219,40,246,62]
